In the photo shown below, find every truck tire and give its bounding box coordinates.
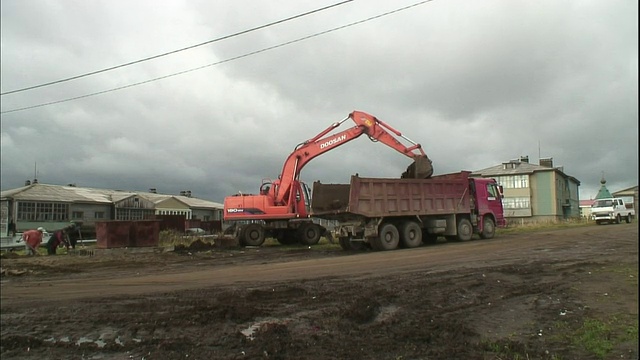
[479,217,495,239]
[626,215,632,223]
[242,224,265,246]
[456,218,473,241]
[400,221,422,248]
[615,214,621,224]
[298,223,321,245]
[371,223,399,251]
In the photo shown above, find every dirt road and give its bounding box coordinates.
[1,224,638,359]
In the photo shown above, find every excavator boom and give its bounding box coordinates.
[273,110,433,205]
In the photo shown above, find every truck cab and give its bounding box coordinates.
[591,198,635,224]
[470,178,507,231]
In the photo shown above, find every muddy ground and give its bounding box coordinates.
[1,223,638,360]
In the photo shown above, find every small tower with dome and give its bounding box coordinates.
[595,172,613,199]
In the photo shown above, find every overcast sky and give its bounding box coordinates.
[1,0,638,203]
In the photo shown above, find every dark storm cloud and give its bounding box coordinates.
[1,0,637,202]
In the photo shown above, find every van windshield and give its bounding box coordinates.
[592,200,613,207]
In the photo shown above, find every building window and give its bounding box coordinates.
[496,175,529,189]
[72,211,84,220]
[17,201,69,221]
[116,208,154,221]
[502,197,531,209]
[95,211,105,219]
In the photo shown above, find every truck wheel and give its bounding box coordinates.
[479,218,495,239]
[371,223,399,251]
[616,214,621,224]
[298,223,321,245]
[242,224,265,246]
[456,218,473,241]
[626,215,632,224]
[400,221,422,248]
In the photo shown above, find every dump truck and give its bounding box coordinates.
[311,171,506,251]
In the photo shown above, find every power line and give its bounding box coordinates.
[0,0,433,114]
[0,0,354,96]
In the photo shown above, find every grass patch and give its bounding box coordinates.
[159,229,197,247]
[497,219,596,235]
[481,339,546,359]
[575,319,613,358]
[551,316,638,359]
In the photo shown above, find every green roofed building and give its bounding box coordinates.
[594,174,613,199]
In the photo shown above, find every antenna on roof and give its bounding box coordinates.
[33,162,39,184]
[538,140,541,161]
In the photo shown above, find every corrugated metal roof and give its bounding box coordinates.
[1,183,223,209]
[579,199,595,207]
[1,184,115,203]
[471,162,550,176]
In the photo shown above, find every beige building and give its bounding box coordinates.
[472,156,581,224]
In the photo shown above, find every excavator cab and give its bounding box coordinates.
[402,155,434,179]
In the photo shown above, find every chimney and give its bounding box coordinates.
[520,156,529,163]
[149,188,157,193]
[179,191,187,196]
[32,178,38,184]
[67,183,76,187]
[539,157,554,168]
[186,190,192,198]
[25,180,31,186]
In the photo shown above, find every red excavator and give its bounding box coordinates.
[223,110,433,246]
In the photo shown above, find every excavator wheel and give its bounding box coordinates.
[242,223,266,247]
[402,155,433,179]
[298,223,322,245]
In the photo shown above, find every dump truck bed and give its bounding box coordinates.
[311,171,472,221]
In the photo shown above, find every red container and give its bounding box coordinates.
[96,220,160,248]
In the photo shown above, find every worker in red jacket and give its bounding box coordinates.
[21,227,45,256]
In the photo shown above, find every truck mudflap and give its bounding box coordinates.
[323,228,336,244]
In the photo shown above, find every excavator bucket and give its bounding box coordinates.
[402,155,433,179]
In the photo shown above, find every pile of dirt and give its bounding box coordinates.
[173,239,216,253]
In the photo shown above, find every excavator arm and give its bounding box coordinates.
[273,110,433,206]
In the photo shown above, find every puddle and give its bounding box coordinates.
[43,335,127,348]
[240,318,291,340]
